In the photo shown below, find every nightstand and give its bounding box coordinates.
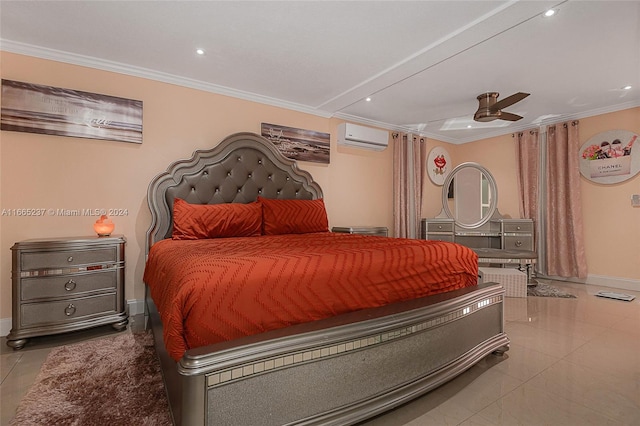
[331,226,388,237]
[7,235,128,350]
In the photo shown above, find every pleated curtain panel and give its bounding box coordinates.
[515,121,588,279]
[545,121,588,278]
[392,133,426,239]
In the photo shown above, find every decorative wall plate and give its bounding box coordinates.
[579,129,639,184]
[427,146,451,186]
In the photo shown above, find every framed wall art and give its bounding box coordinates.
[578,129,638,184]
[426,146,451,186]
[261,122,330,164]
[1,79,143,144]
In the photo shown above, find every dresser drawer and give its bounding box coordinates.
[426,234,455,243]
[20,270,117,301]
[21,247,117,270]
[426,222,454,233]
[503,235,533,251]
[20,293,117,327]
[501,221,533,234]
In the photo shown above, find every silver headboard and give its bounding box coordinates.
[146,132,323,254]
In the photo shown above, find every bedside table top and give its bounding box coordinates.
[331,226,389,237]
[12,235,126,250]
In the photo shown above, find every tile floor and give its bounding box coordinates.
[1,280,639,425]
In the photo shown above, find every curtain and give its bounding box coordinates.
[514,129,540,222]
[545,121,588,278]
[392,133,426,238]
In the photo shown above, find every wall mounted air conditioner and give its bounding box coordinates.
[337,123,389,151]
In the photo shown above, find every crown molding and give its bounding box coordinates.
[0,39,332,119]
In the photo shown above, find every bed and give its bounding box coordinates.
[144,132,509,426]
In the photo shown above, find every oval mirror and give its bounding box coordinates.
[441,162,498,228]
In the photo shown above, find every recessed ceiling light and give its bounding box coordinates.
[365,97,372,102]
[196,48,205,55]
[467,125,472,129]
[622,85,632,90]
[543,9,556,17]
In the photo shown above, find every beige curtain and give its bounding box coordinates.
[545,121,588,278]
[514,129,540,225]
[392,133,426,238]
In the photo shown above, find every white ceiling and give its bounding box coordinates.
[1,0,638,144]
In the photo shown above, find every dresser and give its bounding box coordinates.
[426,162,538,282]
[421,218,533,251]
[7,236,128,349]
[422,218,536,281]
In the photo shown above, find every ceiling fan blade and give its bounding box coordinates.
[491,92,530,111]
[498,111,523,121]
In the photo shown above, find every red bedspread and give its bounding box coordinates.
[143,232,478,361]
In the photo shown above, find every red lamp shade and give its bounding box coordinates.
[94,215,115,237]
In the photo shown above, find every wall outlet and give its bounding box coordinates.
[632,194,640,207]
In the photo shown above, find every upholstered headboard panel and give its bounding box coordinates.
[146,132,323,252]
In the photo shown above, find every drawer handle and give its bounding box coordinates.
[64,279,77,291]
[64,304,76,316]
[515,240,523,247]
[516,226,521,231]
[67,256,74,262]
[437,225,442,229]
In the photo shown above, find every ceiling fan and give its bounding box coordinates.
[473,92,530,122]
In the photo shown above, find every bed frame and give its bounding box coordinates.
[145,132,509,426]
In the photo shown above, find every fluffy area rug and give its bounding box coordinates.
[527,282,577,298]
[10,331,172,426]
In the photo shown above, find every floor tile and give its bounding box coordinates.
[527,359,640,424]
[463,383,623,425]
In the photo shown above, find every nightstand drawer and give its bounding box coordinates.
[20,293,117,327]
[21,247,117,270]
[501,222,533,234]
[503,236,533,251]
[21,270,117,301]
[426,222,454,233]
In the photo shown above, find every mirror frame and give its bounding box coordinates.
[441,162,498,229]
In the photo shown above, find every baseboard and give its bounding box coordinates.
[127,298,145,316]
[0,317,10,338]
[539,274,639,293]
[1,298,145,337]
[584,274,639,292]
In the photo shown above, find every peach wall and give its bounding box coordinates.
[578,108,639,282]
[0,52,393,321]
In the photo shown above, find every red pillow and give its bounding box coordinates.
[258,196,329,235]
[172,198,262,240]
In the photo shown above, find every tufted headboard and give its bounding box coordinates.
[146,132,323,254]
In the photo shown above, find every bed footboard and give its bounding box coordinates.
[147,282,508,426]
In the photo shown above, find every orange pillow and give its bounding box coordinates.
[259,196,329,235]
[172,198,262,240]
